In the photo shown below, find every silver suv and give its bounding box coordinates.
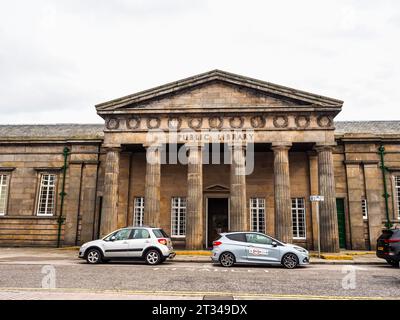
[211,232,309,269]
[79,226,175,265]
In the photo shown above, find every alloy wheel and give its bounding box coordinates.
[220,252,235,267]
[282,253,298,269]
[87,250,101,264]
[146,250,160,265]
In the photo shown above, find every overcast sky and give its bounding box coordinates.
[1,0,399,124]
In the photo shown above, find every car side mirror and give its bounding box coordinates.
[272,241,278,247]
[110,236,116,242]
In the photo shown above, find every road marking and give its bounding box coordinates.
[0,287,398,300]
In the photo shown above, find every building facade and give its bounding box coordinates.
[0,70,399,252]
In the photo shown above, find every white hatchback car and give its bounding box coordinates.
[79,227,175,265]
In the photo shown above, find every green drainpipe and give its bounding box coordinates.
[57,147,69,248]
[378,145,393,229]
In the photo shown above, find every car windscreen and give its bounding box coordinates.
[153,229,169,238]
[226,233,246,242]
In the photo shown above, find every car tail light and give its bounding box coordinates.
[158,238,167,245]
[384,238,400,243]
[213,241,222,247]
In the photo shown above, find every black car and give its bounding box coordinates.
[376,229,400,267]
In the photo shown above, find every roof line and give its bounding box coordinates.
[95,69,343,110]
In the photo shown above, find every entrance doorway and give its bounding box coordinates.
[207,198,229,248]
[336,198,346,249]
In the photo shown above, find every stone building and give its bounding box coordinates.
[0,70,399,252]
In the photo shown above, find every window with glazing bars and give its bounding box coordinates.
[250,198,265,232]
[395,176,400,219]
[37,173,56,216]
[361,198,368,220]
[292,198,306,239]
[171,197,186,236]
[133,197,144,226]
[0,174,10,215]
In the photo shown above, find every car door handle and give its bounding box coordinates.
[122,241,128,244]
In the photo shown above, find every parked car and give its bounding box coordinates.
[211,232,309,269]
[79,226,175,265]
[376,228,400,267]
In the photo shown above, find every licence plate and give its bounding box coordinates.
[377,246,384,251]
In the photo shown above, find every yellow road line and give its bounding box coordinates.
[0,287,398,300]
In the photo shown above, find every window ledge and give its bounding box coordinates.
[0,215,58,220]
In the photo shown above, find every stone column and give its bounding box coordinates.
[230,143,248,231]
[143,145,161,227]
[308,151,319,250]
[315,145,340,252]
[186,143,204,249]
[272,143,292,243]
[100,147,120,237]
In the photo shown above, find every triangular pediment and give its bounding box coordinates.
[96,70,343,113]
[204,184,230,193]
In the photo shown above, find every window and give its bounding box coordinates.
[153,229,169,238]
[133,197,144,226]
[395,176,400,219]
[36,173,57,216]
[171,197,186,237]
[112,229,132,241]
[0,174,10,216]
[362,198,368,220]
[132,229,150,239]
[292,198,306,239]
[226,233,247,242]
[245,233,273,245]
[250,198,265,232]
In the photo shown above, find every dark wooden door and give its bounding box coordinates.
[336,198,346,249]
[207,198,229,247]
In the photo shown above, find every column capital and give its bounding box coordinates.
[307,150,318,157]
[271,142,292,151]
[103,145,121,152]
[314,143,336,152]
[227,142,247,150]
[143,142,163,149]
[185,142,205,150]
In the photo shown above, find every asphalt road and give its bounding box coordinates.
[0,252,399,300]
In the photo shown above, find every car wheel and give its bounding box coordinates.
[145,250,161,265]
[282,253,299,269]
[386,259,400,267]
[86,248,102,264]
[219,252,235,267]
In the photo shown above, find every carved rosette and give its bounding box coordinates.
[273,115,288,128]
[126,116,140,130]
[229,116,244,129]
[188,117,203,130]
[250,115,266,128]
[147,117,161,129]
[168,117,181,130]
[317,115,333,128]
[295,115,310,129]
[106,118,120,130]
[208,116,223,129]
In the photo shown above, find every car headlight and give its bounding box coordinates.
[294,246,308,254]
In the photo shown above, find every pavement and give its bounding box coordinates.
[0,247,398,300]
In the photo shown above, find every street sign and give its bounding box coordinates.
[310,195,324,202]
